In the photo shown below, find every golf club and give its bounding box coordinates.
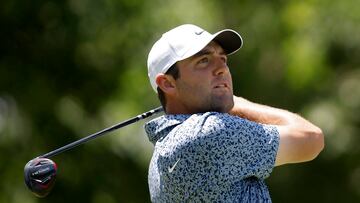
[24,106,163,197]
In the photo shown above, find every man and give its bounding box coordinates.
[145,24,324,202]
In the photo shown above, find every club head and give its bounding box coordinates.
[24,158,57,198]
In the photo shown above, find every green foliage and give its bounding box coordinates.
[0,0,359,202]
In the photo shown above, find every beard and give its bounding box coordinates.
[208,93,234,113]
[175,78,234,114]
[190,91,234,113]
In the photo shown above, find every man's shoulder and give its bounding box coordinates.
[146,112,249,132]
[146,112,234,126]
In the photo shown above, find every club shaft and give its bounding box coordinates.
[39,107,163,159]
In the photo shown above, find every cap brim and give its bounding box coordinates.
[213,29,243,55]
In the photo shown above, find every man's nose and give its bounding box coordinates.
[213,56,229,76]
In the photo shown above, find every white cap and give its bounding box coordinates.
[147,24,243,92]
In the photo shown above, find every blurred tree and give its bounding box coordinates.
[0,0,359,202]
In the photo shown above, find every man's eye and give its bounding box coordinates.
[198,57,209,64]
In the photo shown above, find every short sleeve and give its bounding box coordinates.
[196,113,279,180]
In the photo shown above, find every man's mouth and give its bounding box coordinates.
[214,83,228,89]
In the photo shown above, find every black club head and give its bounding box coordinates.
[24,158,57,198]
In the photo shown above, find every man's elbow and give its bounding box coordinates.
[276,125,325,165]
[314,127,325,157]
[304,127,325,161]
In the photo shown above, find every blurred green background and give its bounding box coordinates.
[1,0,359,202]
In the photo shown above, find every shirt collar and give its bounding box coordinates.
[145,114,190,144]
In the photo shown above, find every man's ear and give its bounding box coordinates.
[155,73,176,95]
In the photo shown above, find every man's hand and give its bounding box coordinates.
[229,96,324,166]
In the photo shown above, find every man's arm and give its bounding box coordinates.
[229,96,324,166]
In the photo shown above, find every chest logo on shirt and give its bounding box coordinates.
[168,158,181,173]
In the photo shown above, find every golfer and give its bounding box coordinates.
[145,24,324,202]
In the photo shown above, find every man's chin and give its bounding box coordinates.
[211,98,234,113]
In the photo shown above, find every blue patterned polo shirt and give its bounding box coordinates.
[145,112,279,202]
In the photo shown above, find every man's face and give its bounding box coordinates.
[174,41,234,113]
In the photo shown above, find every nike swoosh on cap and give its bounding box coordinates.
[195,30,204,35]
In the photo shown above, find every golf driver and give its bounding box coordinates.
[24,106,163,197]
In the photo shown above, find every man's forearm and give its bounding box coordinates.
[229,96,318,129]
